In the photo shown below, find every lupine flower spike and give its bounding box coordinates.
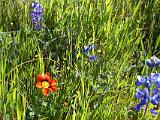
[36,73,58,96]
[83,44,97,62]
[134,56,160,116]
[30,1,43,30]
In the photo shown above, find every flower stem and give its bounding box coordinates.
[143,98,149,119]
[142,67,152,119]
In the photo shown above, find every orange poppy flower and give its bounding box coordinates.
[36,73,58,96]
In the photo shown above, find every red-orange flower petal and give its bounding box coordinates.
[42,88,49,96]
[46,72,50,77]
[36,81,42,88]
[50,86,57,92]
[44,73,51,82]
[50,79,58,86]
[36,74,44,81]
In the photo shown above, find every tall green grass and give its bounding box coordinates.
[0,0,160,119]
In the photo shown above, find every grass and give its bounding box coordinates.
[0,0,160,119]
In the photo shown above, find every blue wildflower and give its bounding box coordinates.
[150,88,160,105]
[134,87,160,115]
[88,55,97,62]
[135,75,151,88]
[150,73,160,88]
[83,44,95,53]
[83,44,90,53]
[146,56,160,67]
[134,88,149,111]
[133,105,141,112]
[134,88,146,99]
[152,88,159,95]
[133,57,160,116]
[133,99,148,112]
[135,75,146,86]
[83,44,97,62]
[150,108,158,116]
[30,1,43,30]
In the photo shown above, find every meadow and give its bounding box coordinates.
[0,0,160,120]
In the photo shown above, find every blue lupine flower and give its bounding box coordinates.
[150,97,158,105]
[134,75,160,115]
[150,73,160,88]
[135,88,149,100]
[135,73,160,88]
[83,44,90,53]
[150,108,158,116]
[134,56,160,116]
[88,55,97,62]
[83,44,97,62]
[135,75,146,86]
[152,88,159,95]
[135,75,151,88]
[83,44,95,53]
[134,89,144,99]
[133,105,141,112]
[133,99,148,112]
[134,88,149,111]
[150,88,160,105]
[30,1,43,30]
[133,88,160,115]
[146,56,160,67]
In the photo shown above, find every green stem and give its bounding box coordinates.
[142,67,152,119]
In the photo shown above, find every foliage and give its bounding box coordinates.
[0,0,160,120]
